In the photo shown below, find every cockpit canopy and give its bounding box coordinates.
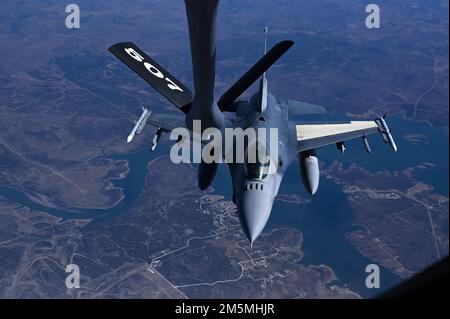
[244,145,271,180]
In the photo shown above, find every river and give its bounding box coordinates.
[0,115,447,298]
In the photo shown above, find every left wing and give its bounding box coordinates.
[146,113,186,133]
[126,107,234,150]
[295,120,394,152]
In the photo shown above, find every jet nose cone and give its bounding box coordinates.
[238,181,274,243]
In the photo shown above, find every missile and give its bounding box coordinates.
[336,141,346,154]
[376,115,397,152]
[151,128,163,151]
[362,135,371,153]
[381,132,390,143]
[127,107,152,143]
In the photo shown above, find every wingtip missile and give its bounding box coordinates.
[127,107,152,144]
[127,124,138,143]
[391,143,398,152]
[376,114,398,152]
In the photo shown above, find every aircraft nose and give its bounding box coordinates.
[238,181,274,244]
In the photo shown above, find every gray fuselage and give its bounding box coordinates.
[227,90,297,244]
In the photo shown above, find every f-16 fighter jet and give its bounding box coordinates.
[109,0,397,245]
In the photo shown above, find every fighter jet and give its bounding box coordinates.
[108,0,397,245]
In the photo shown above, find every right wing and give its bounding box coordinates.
[109,42,193,113]
[295,121,380,152]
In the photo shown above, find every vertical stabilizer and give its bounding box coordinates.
[260,26,269,113]
[217,40,294,111]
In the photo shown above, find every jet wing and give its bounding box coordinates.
[146,113,186,133]
[295,121,379,152]
[145,111,233,152]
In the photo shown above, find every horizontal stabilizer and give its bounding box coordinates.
[283,100,326,117]
[217,40,294,110]
[109,42,193,113]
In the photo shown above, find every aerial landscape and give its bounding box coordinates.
[0,0,448,299]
